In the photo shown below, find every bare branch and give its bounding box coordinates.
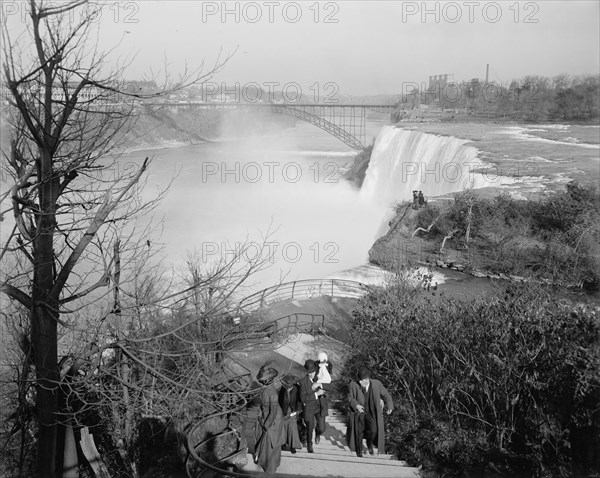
[51,158,150,299]
[0,283,32,309]
[412,216,440,236]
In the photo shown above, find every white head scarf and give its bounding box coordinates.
[316,352,331,384]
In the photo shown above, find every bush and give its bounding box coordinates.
[407,183,600,288]
[343,281,600,477]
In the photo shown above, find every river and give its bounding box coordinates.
[120,119,599,296]
[123,118,391,295]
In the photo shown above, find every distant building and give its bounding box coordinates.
[467,78,481,100]
[426,74,452,103]
[428,74,449,91]
[14,80,114,106]
[123,80,158,96]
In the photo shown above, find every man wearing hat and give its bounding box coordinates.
[346,366,393,457]
[298,359,328,453]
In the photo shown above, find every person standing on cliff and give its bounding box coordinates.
[418,191,426,207]
[346,366,393,457]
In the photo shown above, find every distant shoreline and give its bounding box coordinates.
[117,138,209,156]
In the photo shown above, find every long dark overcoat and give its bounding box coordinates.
[255,383,285,473]
[346,379,393,452]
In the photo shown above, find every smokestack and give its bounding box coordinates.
[486,64,489,84]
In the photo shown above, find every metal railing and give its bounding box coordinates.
[186,406,251,478]
[237,279,372,313]
[272,312,325,339]
[185,311,330,477]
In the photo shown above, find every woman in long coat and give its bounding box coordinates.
[255,364,285,473]
[278,374,303,453]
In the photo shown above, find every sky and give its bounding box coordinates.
[3,0,600,96]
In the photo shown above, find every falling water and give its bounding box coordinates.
[361,125,500,206]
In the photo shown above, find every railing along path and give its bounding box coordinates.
[185,312,326,477]
[237,279,372,313]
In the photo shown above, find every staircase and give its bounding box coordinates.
[239,409,420,477]
[237,332,420,477]
[185,313,422,478]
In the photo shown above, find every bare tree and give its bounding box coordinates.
[0,1,230,475]
[58,238,278,476]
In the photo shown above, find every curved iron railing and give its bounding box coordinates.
[186,406,252,478]
[237,278,372,313]
[185,311,330,477]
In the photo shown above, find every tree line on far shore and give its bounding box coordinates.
[396,74,600,121]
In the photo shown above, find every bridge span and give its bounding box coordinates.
[141,102,396,150]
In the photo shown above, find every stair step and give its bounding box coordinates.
[306,442,348,450]
[285,448,396,460]
[284,450,407,466]
[277,455,419,478]
[240,451,419,477]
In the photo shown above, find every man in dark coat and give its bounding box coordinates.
[298,360,326,453]
[346,366,393,457]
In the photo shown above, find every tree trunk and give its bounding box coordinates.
[465,202,473,245]
[440,229,459,253]
[32,148,60,476]
[412,216,439,236]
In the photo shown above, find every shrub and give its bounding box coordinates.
[405,183,600,288]
[343,281,600,477]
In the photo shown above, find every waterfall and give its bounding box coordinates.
[361,126,498,206]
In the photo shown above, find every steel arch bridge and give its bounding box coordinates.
[140,102,396,150]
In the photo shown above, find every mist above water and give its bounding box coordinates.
[133,120,386,294]
[117,120,525,295]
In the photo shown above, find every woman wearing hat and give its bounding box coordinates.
[278,374,303,454]
[254,364,285,473]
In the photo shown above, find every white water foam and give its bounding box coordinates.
[326,263,447,286]
[360,126,511,207]
[503,126,600,150]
